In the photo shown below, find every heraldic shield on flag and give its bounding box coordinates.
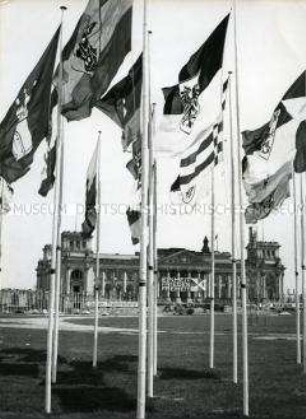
[161,13,229,136]
[59,0,133,121]
[0,26,60,184]
[242,70,306,223]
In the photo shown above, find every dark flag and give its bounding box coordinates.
[58,0,133,121]
[126,207,140,245]
[38,141,56,197]
[242,70,306,156]
[242,71,306,223]
[126,137,141,185]
[82,143,98,238]
[162,13,229,134]
[95,55,142,151]
[0,27,60,184]
[294,120,306,173]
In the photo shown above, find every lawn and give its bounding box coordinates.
[0,313,305,419]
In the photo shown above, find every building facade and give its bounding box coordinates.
[36,228,285,309]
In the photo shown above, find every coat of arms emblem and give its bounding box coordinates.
[74,20,98,74]
[182,184,196,204]
[180,84,200,134]
[258,109,281,160]
[12,88,33,161]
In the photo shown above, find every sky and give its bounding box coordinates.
[0,0,306,291]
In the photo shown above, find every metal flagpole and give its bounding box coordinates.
[0,179,4,290]
[293,168,301,364]
[233,0,249,414]
[45,6,66,413]
[148,102,155,397]
[137,0,150,416]
[153,158,158,376]
[228,71,238,383]
[209,166,215,369]
[93,132,102,368]
[52,47,67,385]
[300,172,306,372]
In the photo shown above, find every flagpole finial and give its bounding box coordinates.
[148,30,152,34]
[60,6,67,11]
[228,70,233,75]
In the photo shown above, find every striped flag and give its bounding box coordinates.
[170,78,228,204]
[171,114,224,203]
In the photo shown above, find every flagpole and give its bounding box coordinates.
[292,168,301,364]
[52,54,66,385]
[0,179,4,291]
[228,71,238,383]
[45,6,66,413]
[153,158,158,376]
[93,131,102,368]
[137,0,150,416]
[299,172,306,373]
[148,102,155,397]
[209,166,215,369]
[233,0,249,414]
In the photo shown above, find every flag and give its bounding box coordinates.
[157,76,229,160]
[161,13,229,135]
[82,143,98,238]
[95,55,142,151]
[0,178,13,213]
[245,169,291,224]
[59,0,133,121]
[0,27,60,184]
[126,138,141,184]
[242,71,306,216]
[294,120,306,173]
[38,141,56,197]
[126,207,140,245]
[242,71,306,156]
[171,114,224,203]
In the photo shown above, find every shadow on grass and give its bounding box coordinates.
[0,362,40,377]
[53,385,136,412]
[99,354,138,373]
[159,367,221,381]
[0,347,67,378]
[53,355,139,413]
[0,347,66,364]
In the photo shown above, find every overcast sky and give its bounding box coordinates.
[0,0,306,291]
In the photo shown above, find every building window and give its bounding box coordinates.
[76,240,80,250]
[82,240,86,249]
[70,240,74,249]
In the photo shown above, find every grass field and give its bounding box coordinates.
[0,313,305,419]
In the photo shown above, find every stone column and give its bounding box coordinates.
[219,275,223,299]
[84,267,89,295]
[166,270,171,302]
[65,267,71,295]
[123,271,127,294]
[187,271,192,303]
[263,275,267,300]
[227,274,232,299]
[176,271,182,303]
[278,272,284,303]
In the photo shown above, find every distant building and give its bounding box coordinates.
[35,227,285,309]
